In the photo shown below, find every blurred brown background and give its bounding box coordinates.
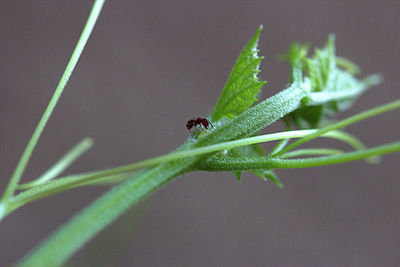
[1,1,399,266]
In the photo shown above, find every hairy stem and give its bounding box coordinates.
[4,129,348,217]
[197,141,400,171]
[274,99,400,157]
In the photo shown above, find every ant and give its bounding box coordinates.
[186,117,213,132]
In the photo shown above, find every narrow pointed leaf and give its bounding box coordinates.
[261,170,284,188]
[232,171,243,182]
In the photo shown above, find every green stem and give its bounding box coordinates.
[280,148,343,158]
[1,84,309,221]
[17,138,94,190]
[3,171,133,218]
[198,141,400,171]
[1,0,105,202]
[5,171,136,217]
[6,129,355,213]
[130,129,349,167]
[2,127,372,218]
[274,99,400,157]
[4,130,315,216]
[335,56,361,75]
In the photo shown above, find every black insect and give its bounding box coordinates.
[186,117,212,132]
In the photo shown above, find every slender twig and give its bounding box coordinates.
[1,0,105,202]
[274,99,400,157]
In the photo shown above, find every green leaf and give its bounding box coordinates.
[258,170,284,188]
[211,25,266,121]
[232,170,243,182]
[287,35,381,128]
[247,169,283,188]
[209,25,268,181]
[283,42,309,83]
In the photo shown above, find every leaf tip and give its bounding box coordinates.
[263,171,284,188]
[254,25,263,41]
[328,33,336,42]
[275,181,285,189]
[362,73,383,87]
[233,171,242,183]
[0,203,4,221]
[83,137,95,147]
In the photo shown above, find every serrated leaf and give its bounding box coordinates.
[211,25,266,121]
